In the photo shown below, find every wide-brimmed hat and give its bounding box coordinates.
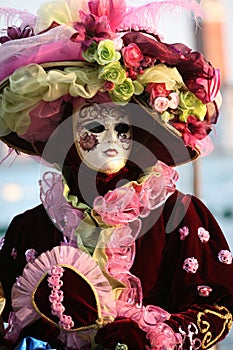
[0,0,221,166]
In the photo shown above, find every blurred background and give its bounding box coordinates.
[0,1,233,349]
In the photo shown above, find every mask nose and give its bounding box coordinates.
[104,125,118,143]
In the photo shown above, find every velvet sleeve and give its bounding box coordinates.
[157,193,233,349]
[0,205,62,321]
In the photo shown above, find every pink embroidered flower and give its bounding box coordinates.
[25,249,38,263]
[93,187,141,225]
[152,97,170,113]
[218,250,233,265]
[168,92,180,109]
[179,226,189,240]
[49,266,64,277]
[197,285,213,297]
[51,302,65,316]
[198,227,210,243]
[122,43,144,68]
[47,275,63,288]
[59,314,74,330]
[183,257,199,274]
[49,289,64,303]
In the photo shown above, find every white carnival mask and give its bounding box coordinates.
[74,104,132,174]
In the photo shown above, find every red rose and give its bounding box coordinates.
[146,82,170,99]
[122,43,143,68]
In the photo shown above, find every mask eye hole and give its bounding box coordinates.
[115,123,130,135]
[83,122,105,133]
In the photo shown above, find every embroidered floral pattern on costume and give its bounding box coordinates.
[48,265,74,330]
[25,249,38,263]
[179,322,202,350]
[197,227,210,243]
[197,285,213,297]
[179,226,189,240]
[183,257,199,274]
[197,305,233,349]
[218,250,232,264]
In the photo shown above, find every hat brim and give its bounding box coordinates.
[0,61,200,166]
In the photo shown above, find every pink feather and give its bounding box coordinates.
[0,8,36,29]
[117,0,204,34]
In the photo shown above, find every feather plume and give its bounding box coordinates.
[0,8,36,29]
[118,0,204,34]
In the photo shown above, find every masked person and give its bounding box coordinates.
[0,1,232,349]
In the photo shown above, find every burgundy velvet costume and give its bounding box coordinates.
[0,158,232,349]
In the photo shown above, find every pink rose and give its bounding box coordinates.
[93,187,141,225]
[122,43,143,68]
[168,92,180,109]
[183,257,199,274]
[179,226,189,240]
[218,250,232,264]
[152,97,170,113]
[198,227,210,243]
[197,285,213,297]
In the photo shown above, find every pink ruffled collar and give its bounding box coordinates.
[39,160,179,248]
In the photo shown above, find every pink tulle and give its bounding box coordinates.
[0,7,36,28]
[93,161,178,226]
[0,26,83,82]
[39,171,84,246]
[195,135,214,157]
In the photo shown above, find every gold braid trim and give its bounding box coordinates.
[197,304,232,349]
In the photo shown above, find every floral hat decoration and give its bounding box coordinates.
[0,0,221,165]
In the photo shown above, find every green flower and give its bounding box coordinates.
[161,111,173,123]
[179,91,207,122]
[111,78,135,103]
[82,41,98,62]
[99,62,126,84]
[94,39,121,65]
[193,99,207,121]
